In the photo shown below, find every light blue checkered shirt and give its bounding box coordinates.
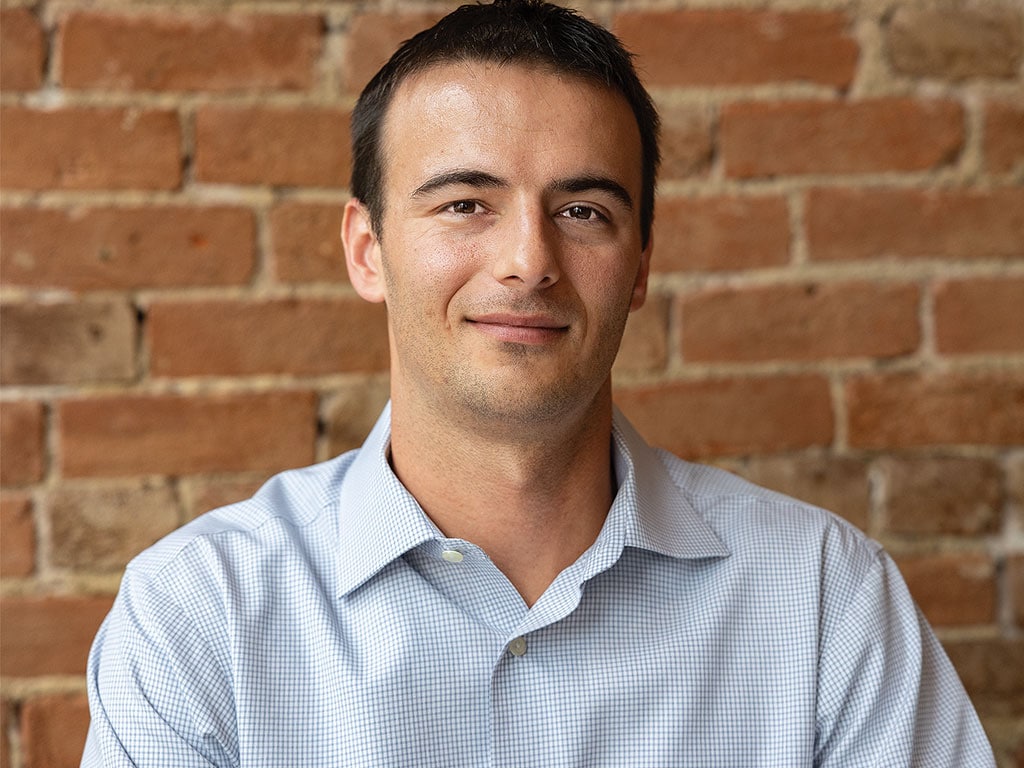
[84,404,994,767]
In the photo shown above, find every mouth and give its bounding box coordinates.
[465,313,570,345]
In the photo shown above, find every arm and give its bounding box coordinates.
[82,572,238,768]
[814,550,994,767]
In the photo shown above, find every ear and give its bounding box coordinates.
[341,199,387,303]
[629,231,653,312]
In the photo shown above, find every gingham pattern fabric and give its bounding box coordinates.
[83,404,994,767]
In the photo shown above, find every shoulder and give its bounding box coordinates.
[655,448,882,588]
[123,450,359,587]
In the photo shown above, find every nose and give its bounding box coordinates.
[491,205,561,291]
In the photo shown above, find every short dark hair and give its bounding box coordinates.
[350,0,660,249]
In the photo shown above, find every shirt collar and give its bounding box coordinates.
[335,403,729,597]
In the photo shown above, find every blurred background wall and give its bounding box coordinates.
[1,0,1022,764]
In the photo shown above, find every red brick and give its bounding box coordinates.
[49,481,180,571]
[195,107,349,187]
[1,8,45,91]
[1,206,255,291]
[343,12,444,93]
[614,9,857,87]
[806,187,1024,262]
[886,7,1022,81]
[0,495,35,577]
[1009,555,1024,629]
[658,104,713,180]
[653,195,789,272]
[0,301,136,386]
[0,107,181,190]
[615,293,670,374]
[721,99,963,178]
[934,277,1024,355]
[0,595,113,676]
[896,552,996,627]
[945,639,1024,717]
[681,281,919,363]
[269,202,347,284]
[879,457,1001,536]
[1,697,9,768]
[847,370,1024,449]
[324,378,392,457]
[21,693,90,768]
[61,11,322,92]
[985,101,1024,173]
[0,401,45,487]
[147,298,389,377]
[60,392,317,478]
[615,375,833,458]
[733,455,869,530]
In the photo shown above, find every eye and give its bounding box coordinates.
[559,204,606,222]
[447,200,482,215]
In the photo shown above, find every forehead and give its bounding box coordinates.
[378,61,643,194]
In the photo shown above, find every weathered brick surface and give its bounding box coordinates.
[324,378,392,457]
[0,107,181,190]
[0,495,35,577]
[49,481,181,571]
[0,595,113,676]
[1,699,9,768]
[0,401,45,487]
[342,11,444,93]
[614,10,857,87]
[653,195,789,272]
[21,693,90,768]
[0,8,45,92]
[1010,555,1024,629]
[733,455,870,530]
[985,101,1024,173]
[806,187,1024,262]
[60,392,318,477]
[195,107,350,187]
[614,293,670,374]
[147,298,389,376]
[658,104,713,181]
[934,277,1024,355]
[270,202,347,284]
[681,281,919,363]
[721,99,963,177]
[1,206,256,290]
[847,371,1024,449]
[0,301,136,386]
[879,456,1002,536]
[946,639,1024,717]
[615,375,833,458]
[896,552,996,627]
[886,7,1022,81]
[61,11,323,92]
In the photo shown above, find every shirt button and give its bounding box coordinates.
[441,549,464,563]
[508,637,527,657]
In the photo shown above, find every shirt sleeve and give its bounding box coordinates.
[82,570,239,768]
[813,549,995,767]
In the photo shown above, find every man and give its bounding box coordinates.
[83,1,994,765]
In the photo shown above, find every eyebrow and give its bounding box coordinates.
[410,169,507,199]
[410,169,635,211]
[550,175,634,212]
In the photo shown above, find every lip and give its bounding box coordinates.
[466,313,569,344]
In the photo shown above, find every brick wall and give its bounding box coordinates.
[0,0,1021,764]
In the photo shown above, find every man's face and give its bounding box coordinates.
[344,62,651,429]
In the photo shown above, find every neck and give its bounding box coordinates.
[388,384,617,606]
